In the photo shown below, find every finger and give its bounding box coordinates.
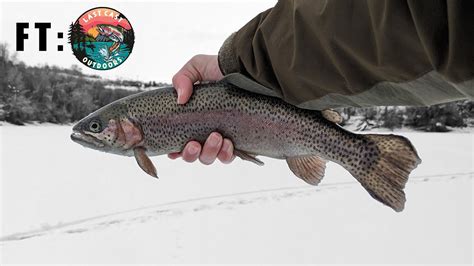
[181,141,202,163]
[173,71,197,104]
[199,132,223,165]
[172,59,202,104]
[168,152,181,160]
[217,138,235,164]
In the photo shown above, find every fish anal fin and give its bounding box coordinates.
[321,109,343,124]
[234,149,264,166]
[287,156,327,186]
[134,147,158,178]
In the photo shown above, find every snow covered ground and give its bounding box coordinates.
[0,125,472,264]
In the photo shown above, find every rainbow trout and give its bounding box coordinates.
[71,82,421,211]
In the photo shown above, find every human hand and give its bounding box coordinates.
[169,55,235,164]
[172,54,224,104]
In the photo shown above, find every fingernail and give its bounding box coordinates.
[176,87,183,104]
[209,133,220,146]
[188,144,199,155]
[221,140,230,151]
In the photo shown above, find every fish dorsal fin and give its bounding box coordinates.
[134,147,158,178]
[321,109,343,124]
[286,156,327,185]
[234,149,264,166]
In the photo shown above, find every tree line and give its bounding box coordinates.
[0,44,164,125]
[338,102,472,132]
[0,43,472,131]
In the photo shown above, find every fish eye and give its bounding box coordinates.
[89,120,102,133]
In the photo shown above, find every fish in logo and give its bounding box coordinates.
[69,7,135,70]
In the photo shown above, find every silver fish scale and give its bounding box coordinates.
[123,82,370,162]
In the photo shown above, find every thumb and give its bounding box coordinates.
[172,67,198,104]
[172,55,222,104]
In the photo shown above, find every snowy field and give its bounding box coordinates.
[0,125,472,264]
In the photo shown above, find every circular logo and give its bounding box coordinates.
[69,7,134,70]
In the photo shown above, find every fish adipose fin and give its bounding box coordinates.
[321,109,343,124]
[234,149,264,166]
[287,156,327,185]
[134,147,158,178]
[354,134,421,212]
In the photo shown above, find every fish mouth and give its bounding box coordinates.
[70,130,105,149]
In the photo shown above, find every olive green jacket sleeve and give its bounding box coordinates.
[218,0,473,110]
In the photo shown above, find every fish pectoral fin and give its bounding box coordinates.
[321,109,343,124]
[133,147,158,178]
[286,156,327,186]
[234,149,264,166]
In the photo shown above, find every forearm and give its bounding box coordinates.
[218,0,474,109]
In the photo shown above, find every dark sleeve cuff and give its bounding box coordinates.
[218,32,240,75]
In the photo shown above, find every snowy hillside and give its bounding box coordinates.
[0,125,472,264]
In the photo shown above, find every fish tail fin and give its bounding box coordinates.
[350,134,421,212]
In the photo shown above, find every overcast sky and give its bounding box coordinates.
[0,0,276,82]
